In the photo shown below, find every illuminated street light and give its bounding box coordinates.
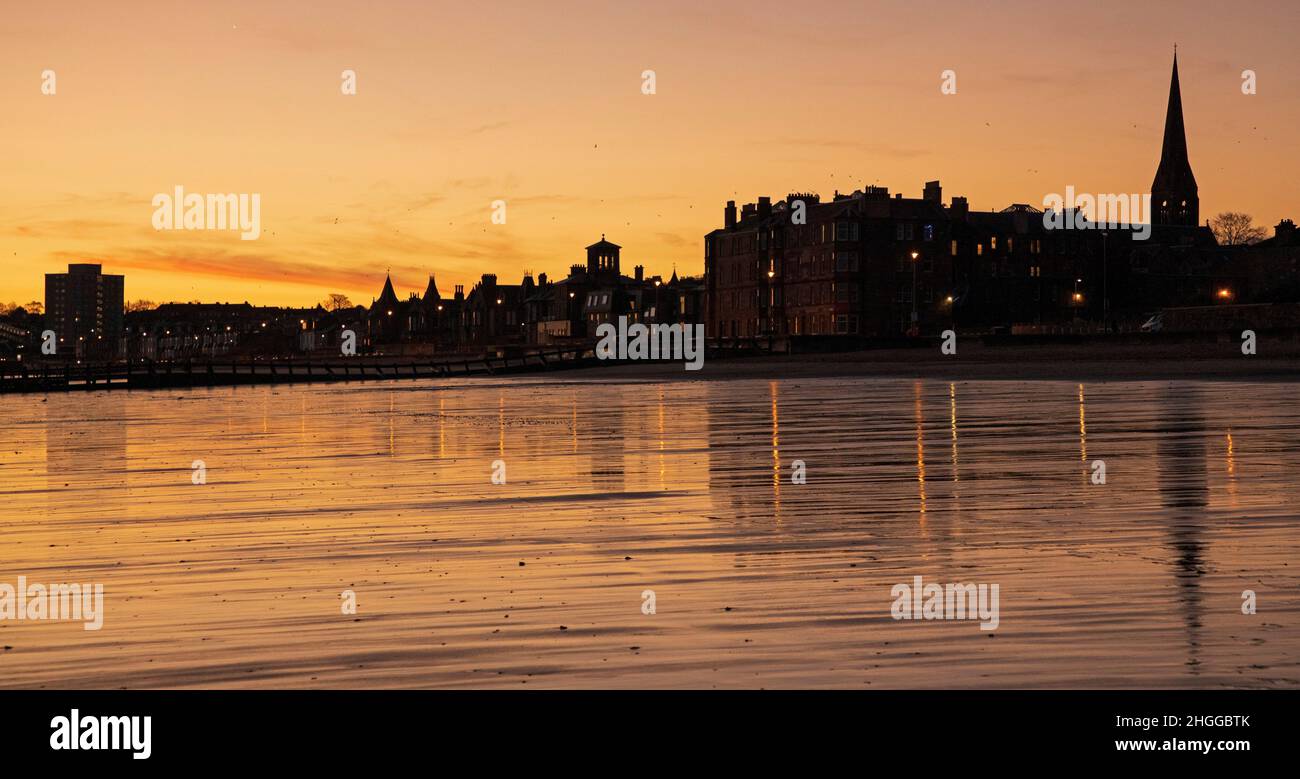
[909,251,920,334]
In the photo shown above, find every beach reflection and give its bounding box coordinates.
[0,377,1296,689]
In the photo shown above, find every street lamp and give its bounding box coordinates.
[909,250,920,335]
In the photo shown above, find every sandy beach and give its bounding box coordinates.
[1,370,1297,689]
[564,338,1300,383]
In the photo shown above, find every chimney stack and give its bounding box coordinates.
[758,196,771,220]
[950,196,969,219]
[924,180,942,203]
[725,200,737,228]
[634,265,644,281]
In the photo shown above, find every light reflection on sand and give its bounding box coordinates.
[0,377,1297,689]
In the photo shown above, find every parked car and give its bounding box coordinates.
[1140,313,1163,333]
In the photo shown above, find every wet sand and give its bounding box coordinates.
[1,375,1297,688]
[567,339,1300,382]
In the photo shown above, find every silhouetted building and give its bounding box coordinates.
[44,263,124,359]
[124,302,318,359]
[524,236,704,345]
[704,51,1252,337]
[465,272,529,349]
[1151,52,1199,229]
[707,186,964,338]
[1240,219,1300,302]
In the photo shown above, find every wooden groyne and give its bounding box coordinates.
[0,347,602,394]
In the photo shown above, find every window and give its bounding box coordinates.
[924,224,934,241]
[951,240,958,256]
[991,236,997,250]
[835,222,859,242]
[835,252,859,272]
[977,243,984,256]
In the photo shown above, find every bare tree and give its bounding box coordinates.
[125,300,156,312]
[1211,212,1267,246]
[22,300,43,315]
[323,293,353,311]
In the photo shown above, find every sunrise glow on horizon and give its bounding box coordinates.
[3,0,1297,308]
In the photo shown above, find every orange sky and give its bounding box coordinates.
[2,0,1297,307]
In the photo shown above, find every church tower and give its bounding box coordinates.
[585,235,621,279]
[1151,50,1199,227]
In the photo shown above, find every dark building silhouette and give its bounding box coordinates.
[703,51,1272,338]
[44,263,124,359]
[1239,219,1300,302]
[124,301,322,359]
[366,272,407,346]
[1151,52,1199,229]
[465,272,529,349]
[519,236,704,346]
[343,234,707,356]
[704,184,1080,337]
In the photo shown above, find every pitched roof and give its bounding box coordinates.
[377,273,400,308]
[1152,52,1198,193]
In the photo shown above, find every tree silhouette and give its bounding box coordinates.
[1210,212,1267,246]
[323,293,353,311]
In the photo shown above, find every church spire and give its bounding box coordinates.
[1151,50,1199,227]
